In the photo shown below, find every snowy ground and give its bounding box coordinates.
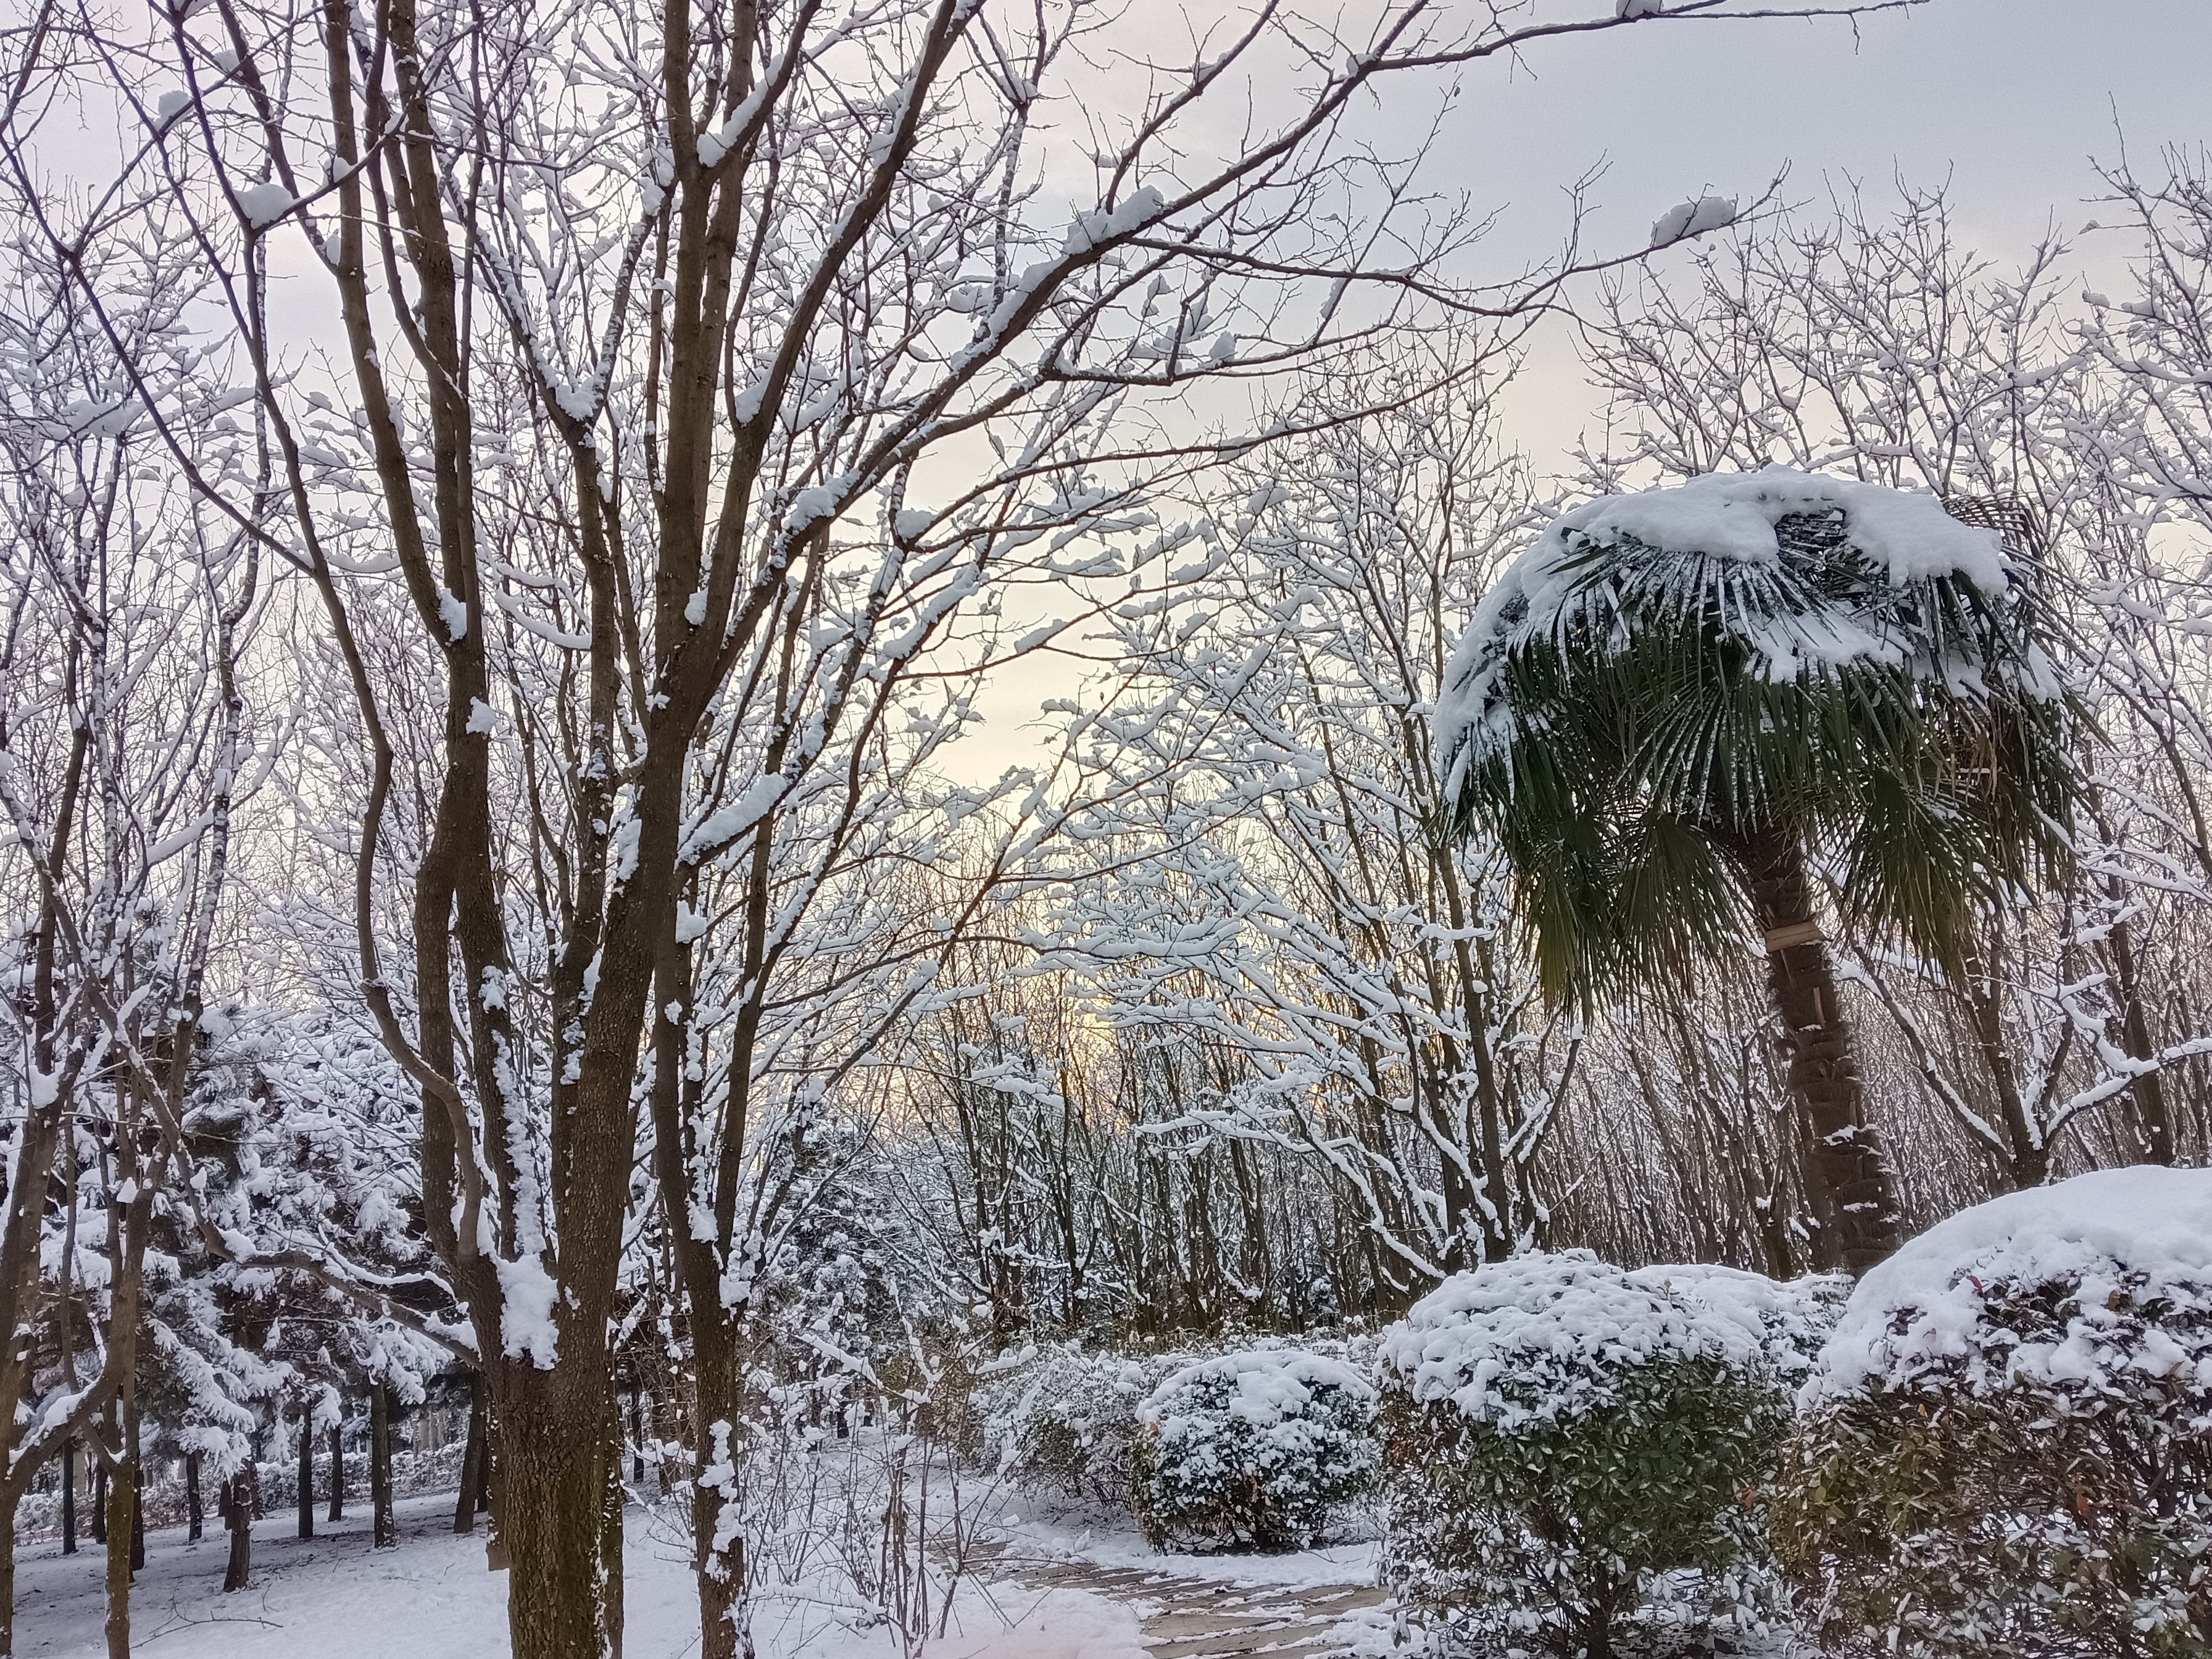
[10,1493,1149,1659]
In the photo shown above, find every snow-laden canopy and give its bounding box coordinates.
[1428,465,2083,998]
[1806,1165,2212,1404]
[1434,465,2050,800]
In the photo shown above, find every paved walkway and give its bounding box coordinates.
[983,1549,1389,1657]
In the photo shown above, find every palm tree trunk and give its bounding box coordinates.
[1740,825,1903,1274]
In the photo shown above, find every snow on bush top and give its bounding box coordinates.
[1433,465,2026,786]
[1626,1261,1849,1378]
[1805,1165,2212,1406]
[1137,1347,1373,1439]
[1381,1250,1830,1431]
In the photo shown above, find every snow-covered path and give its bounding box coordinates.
[1003,1560,1385,1658]
[11,1494,707,1658]
[978,1535,1391,1658]
[12,1494,1385,1658]
[10,1494,1154,1658]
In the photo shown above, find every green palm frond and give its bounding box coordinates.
[1436,470,2085,1007]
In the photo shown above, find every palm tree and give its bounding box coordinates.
[1434,470,2081,1274]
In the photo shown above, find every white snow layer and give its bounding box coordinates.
[494,1250,560,1368]
[1650,193,1735,245]
[1137,1347,1373,1433]
[1380,1250,1831,1430]
[1432,466,2016,786]
[13,1492,1151,1658]
[1805,1165,2212,1404]
[238,181,296,228]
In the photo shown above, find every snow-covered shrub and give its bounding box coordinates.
[1381,1251,1838,1657]
[978,1344,1197,1507]
[1774,1168,2212,1658]
[1129,1347,1379,1551]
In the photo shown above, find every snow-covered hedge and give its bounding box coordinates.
[1774,1167,2212,1658]
[1380,1251,1840,1657]
[1129,1347,1378,1552]
[976,1344,1198,1508]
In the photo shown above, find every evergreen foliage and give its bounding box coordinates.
[1435,470,2082,997]
[1776,1171,2212,1657]
[1129,1349,1379,1552]
[1379,1252,1817,1656]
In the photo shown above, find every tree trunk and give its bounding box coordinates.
[186,1452,202,1543]
[330,1416,345,1521]
[90,1463,106,1545]
[1739,825,1903,1274]
[493,1381,626,1659]
[103,1456,133,1659]
[62,1441,77,1555]
[127,1413,144,1573]
[371,1381,397,1549]
[2106,913,2176,1165]
[454,1374,485,1535]
[297,1415,315,1539]
[1960,950,2049,1189]
[1,1500,14,1658]
[629,1381,644,1486]
[476,1397,496,1520]
[222,1471,252,1592]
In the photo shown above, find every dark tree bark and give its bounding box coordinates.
[629,1380,644,1485]
[185,1452,202,1543]
[103,1455,133,1659]
[1739,824,1904,1275]
[297,1415,315,1539]
[220,1471,252,1592]
[330,1415,345,1521]
[2107,912,2176,1165]
[1960,948,2050,1189]
[89,1462,106,1545]
[475,1400,496,1519]
[370,1381,397,1549]
[454,1375,486,1535]
[61,1442,77,1555]
[127,1413,144,1573]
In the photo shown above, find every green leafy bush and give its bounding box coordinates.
[1380,1252,1831,1657]
[1129,1347,1379,1551]
[1774,1168,2212,1658]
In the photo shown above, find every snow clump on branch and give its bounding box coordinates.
[1650,193,1737,245]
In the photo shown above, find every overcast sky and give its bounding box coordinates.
[957,0,2212,775]
[1410,0,2212,462]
